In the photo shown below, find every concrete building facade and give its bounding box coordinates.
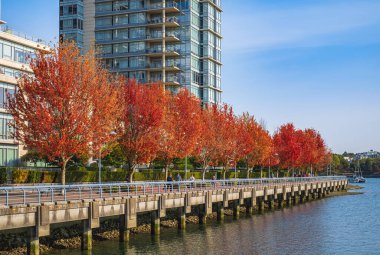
[0,21,49,166]
[59,0,222,104]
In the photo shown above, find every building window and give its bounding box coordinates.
[113,29,129,40]
[129,13,145,24]
[0,114,14,140]
[95,31,112,41]
[0,145,19,166]
[129,42,145,53]
[2,44,12,61]
[113,43,129,54]
[0,85,15,109]
[129,27,145,39]
[96,17,112,27]
[129,56,145,68]
[113,14,129,25]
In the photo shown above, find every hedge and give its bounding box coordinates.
[0,167,276,184]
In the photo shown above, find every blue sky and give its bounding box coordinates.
[2,0,380,153]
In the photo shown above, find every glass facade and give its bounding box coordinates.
[59,0,84,49]
[59,0,222,104]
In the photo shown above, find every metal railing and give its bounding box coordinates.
[0,177,346,207]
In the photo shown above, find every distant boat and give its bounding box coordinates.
[350,165,366,183]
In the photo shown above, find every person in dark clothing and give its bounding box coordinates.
[175,173,182,182]
[166,174,173,192]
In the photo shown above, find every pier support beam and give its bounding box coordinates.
[257,197,265,212]
[81,220,92,251]
[233,201,240,220]
[27,227,39,255]
[268,197,274,210]
[178,207,186,230]
[277,195,284,209]
[318,189,322,199]
[151,211,160,235]
[119,215,130,242]
[217,203,225,222]
[300,193,305,203]
[286,194,292,206]
[198,205,207,224]
[245,201,253,215]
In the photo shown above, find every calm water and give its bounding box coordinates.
[53,179,380,255]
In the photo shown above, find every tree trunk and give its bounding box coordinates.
[128,169,134,183]
[165,165,169,181]
[202,169,206,180]
[61,161,67,185]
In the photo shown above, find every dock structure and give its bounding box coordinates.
[0,177,347,255]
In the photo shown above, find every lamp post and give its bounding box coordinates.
[98,149,102,184]
[185,155,188,180]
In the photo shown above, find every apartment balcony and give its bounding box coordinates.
[96,33,180,45]
[147,76,180,86]
[98,51,146,59]
[145,49,180,58]
[95,22,147,31]
[146,2,181,14]
[146,63,181,72]
[147,17,180,28]
[145,33,181,43]
[95,2,180,16]
[164,76,180,86]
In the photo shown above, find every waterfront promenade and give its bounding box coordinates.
[0,177,347,255]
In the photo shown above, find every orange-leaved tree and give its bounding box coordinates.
[8,42,117,185]
[212,104,238,179]
[89,73,121,182]
[157,89,202,179]
[117,80,167,182]
[194,105,218,180]
[273,123,302,177]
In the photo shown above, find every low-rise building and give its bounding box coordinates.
[0,20,49,166]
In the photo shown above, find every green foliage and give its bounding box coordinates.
[0,168,7,184]
[102,144,126,167]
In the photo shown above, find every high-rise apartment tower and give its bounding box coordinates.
[59,0,222,104]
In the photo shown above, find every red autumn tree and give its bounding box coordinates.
[90,68,121,166]
[118,80,167,182]
[257,129,275,177]
[238,113,259,177]
[273,123,302,176]
[7,42,117,185]
[194,105,218,180]
[298,128,327,175]
[211,104,238,179]
[317,149,333,173]
[157,89,202,179]
[238,113,274,178]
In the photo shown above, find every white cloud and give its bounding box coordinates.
[223,1,380,52]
